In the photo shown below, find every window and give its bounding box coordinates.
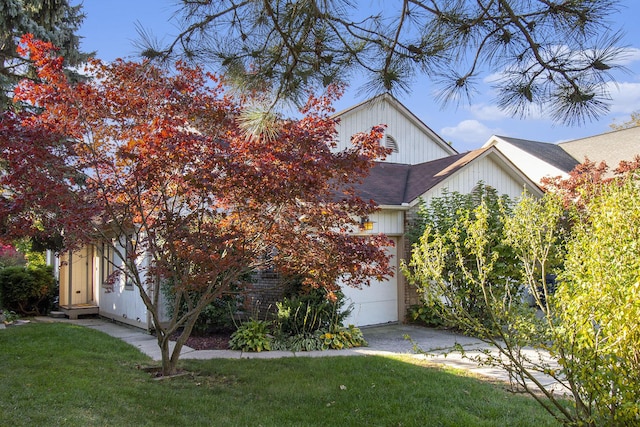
[124,237,135,291]
[385,134,399,153]
[99,242,116,293]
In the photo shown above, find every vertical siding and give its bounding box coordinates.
[358,210,405,235]
[335,98,451,165]
[98,239,150,329]
[418,155,532,206]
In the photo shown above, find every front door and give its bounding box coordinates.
[59,246,95,306]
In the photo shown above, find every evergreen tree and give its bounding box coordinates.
[0,0,89,110]
[141,0,627,126]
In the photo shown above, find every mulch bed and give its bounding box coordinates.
[170,332,232,350]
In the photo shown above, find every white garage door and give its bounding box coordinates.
[340,239,398,326]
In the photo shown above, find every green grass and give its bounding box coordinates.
[0,323,560,426]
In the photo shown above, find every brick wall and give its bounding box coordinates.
[403,205,422,310]
[242,270,287,317]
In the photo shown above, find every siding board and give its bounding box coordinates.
[335,97,453,165]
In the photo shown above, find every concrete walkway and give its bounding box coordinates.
[31,316,563,393]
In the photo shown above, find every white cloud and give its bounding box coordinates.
[613,47,640,66]
[440,120,503,146]
[467,103,509,121]
[606,81,640,114]
[483,72,503,84]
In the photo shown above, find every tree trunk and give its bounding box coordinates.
[158,315,200,376]
[158,333,176,376]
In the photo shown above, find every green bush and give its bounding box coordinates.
[271,332,324,352]
[0,265,57,315]
[192,296,238,335]
[406,304,445,328]
[275,286,350,336]
[319,325,367,350]
[229,319,272,352]
[162,281,240,336]
[406,185,520,332]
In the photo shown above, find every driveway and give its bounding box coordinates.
[362,323,487,354]
[361,323,564,394]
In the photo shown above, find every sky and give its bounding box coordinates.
[76,1,640,153]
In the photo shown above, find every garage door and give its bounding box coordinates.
[340,239,398,326]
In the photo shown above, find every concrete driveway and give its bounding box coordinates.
[361,323,564,394]
[363,323,487,354]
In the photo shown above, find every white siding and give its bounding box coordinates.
[417,154,534,207]
[97,240,152,329]
[489,139,568,184]
[358,210,405,236]
[335,98,452,165]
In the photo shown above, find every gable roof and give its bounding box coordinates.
[355,147,541,206]
[491,136,579,173]
[404,151,484,202]
[558,126,640,168]
[333,93,458,156]
[355,162,411,206]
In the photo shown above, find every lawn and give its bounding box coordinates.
[0,323,560,426]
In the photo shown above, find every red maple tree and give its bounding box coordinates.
[1,35,393,375]
[542,156,640,210]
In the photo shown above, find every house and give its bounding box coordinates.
[333,95,543,326]
[332,94,458,164]
[481,136,579,185]
[53,94,544,329]
[558,126,640,174]
[56,237,160,329]
[481,126,640,185]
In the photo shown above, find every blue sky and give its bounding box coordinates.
[76,1,640,152]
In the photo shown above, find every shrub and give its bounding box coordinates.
[406,185,520,332]
[229,319,272,352]
[406,184,640,426]
[319,325,367,350]
[406,304,445,328]
[0,244,26,268]
[0,265,57,315]
[275,286,350,336]
[162,281,240,336]
[190,296,238,336]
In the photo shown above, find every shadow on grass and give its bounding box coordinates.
[0,323,560,426]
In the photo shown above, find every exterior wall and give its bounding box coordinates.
[362,209,405,236]
[335,98,453,165]
[56,241,159,330]
[244,270,287,315]
[488,140,568,184]
[414,154,533,208]
[97,238,153,329]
